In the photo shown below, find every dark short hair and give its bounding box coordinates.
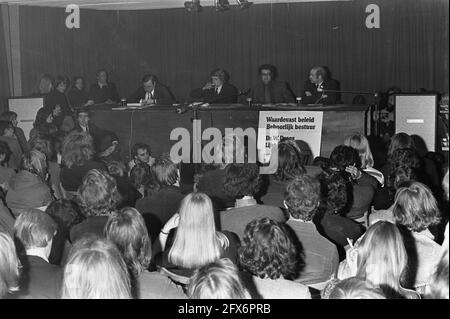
[76,108,92,118]
[223,163,261,199]
[330,145,361,171]
[55,75,68,88]
[239,218,299,280]
[151,153,178,186]
[33,108,52,129]
[0,140,12,163]
[141,74,158,84]
[14,209,57,250]
[96,69,108,77]
[131,143,151,158]
[45,199,83,229]
[77,169,121,217]
[318,170,351,215]
[274,139,306,181]
[0,111,17,122]
[0,120,13,136]
[258,64,278,79]
[284,175,320,221]
[210,68,230,83]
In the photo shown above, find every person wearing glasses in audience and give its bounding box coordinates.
[190,68,238,104]
[128,74,176,105]
[249,64,296,105]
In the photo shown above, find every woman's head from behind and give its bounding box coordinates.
[62,131,94,168]
[344,134,374,169]
[169,192,223,269]
[105,207,152,279]
[62,236,131,299]
[187,258,251,299]
[388,133,414,157]
[324,277,386,299]
[274,139,306,181]
[239,217,299,280]
[356,221,407,297]
[330,145,361,171]
[387,148,420,190]
[0,232,20,298]
[392,181,441,233]
[19,150,48,180]
[77,169,121,217]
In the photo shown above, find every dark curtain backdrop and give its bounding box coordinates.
[19,0,449,104]
[0,4,11,112]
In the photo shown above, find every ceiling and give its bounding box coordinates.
[0,0,350,11]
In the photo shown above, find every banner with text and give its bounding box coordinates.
[257,111,323,163]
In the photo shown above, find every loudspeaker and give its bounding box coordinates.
[395,94,437,152]
[8,97,44,140]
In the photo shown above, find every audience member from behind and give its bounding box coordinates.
[344,133,384,186]
[105,207,186,299]
[221,163,285,240]
[0,111,28,153]
[107,161,141,208]
[60,131,106,193]
[14,209,61,299]
[187,258,251,299]
[70,169,121,242]
[6,150,53,217]
[322,277,386,299]
[338,221,420,299]
[390,182,442,293]
[314,170,365,260]
[239,217,311,299]
[128,142,155,171]
[156,192,240,278]
[129,162,159,198]
[0,232,20,299]
[135,153,184,227]
[0,140,15,187]
[0,120,22,169]
[61,237,131,299]
[329,145,378,222]
[284,174,339,286]
[45,199,83,265]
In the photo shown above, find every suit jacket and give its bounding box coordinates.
[250,80,296,104]
[127,83,176,105]
[301,79,340,104]
[190,83,238,104]
[20,255,62,299]
[88,82,120,104]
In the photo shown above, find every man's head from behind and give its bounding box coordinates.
[284,174,321,221]
[14,209,57,258]
[258,64,278,85]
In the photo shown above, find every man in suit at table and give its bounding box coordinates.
[88,69,121,104]
[301,66,340,105]
[127,74,176,105]
[190,68,239,104]
[249,64,296,104]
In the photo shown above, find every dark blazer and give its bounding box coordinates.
[68,88,90,109]
[44,90,71,115]
[301,79,340,104]
[88,82,120,104]
[20,255,62,299]
[250,81,296,104]
[127,83,176,105]
[190,83,238,104]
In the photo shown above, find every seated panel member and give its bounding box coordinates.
[68,76,93,109]
[301,66,340,105]
[190,68,238,104]
[88,69,120,104]
[128,74,176,105]
[250,64,296,104]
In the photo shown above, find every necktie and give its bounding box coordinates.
[264,85,271,104]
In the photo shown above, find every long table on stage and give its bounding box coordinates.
[89,104,370,162]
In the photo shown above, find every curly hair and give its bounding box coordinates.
[45,199,83,229]
[330,145,361,171]
[129,162,160,196]
[318,170,351,215]
[151,153,178,186]
[19,150,48,181]
[392,181,441,232]
[388,132,414,157]
[223,163,261,199]
[105,207,152,281]
[77,169,121,217]
[258,64,278,79]
[386,148,420,191]
[274,139,306,182]
[62,131,95,168]
[29,136,55,162]
[239,218,299,280]
[284,175,320,221]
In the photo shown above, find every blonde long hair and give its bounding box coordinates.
[344,134,374,169]
[61,237,131,299]
[356,221,416,298]
[168,192,229,269]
